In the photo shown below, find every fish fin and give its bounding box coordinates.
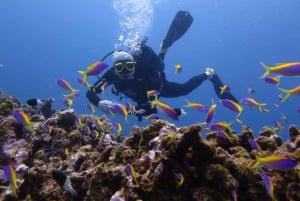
[260,62,271,78]
[63,177,77,197]
[277,87,291,102]
[78,71,87,83]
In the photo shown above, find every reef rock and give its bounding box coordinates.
[0,92,299,201]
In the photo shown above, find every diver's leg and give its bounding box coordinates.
[210,73,238,102]
[160,73,207,97]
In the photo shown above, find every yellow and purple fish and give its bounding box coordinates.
[262,173,277,201]
[84,125,91,135]
[248,138,261,152]
[151,99,179,121]
[63,99,73,108]
[78,61,109,82]
[260,61,300,78]
[205,102,217,124]
[175,173,184,188]
[125,101,135,114]
[147,90,160,98]
[76,116,83,130]
[183,99,208,113]
[125,164,139,185]
[175,64,182,74]
[87,103,95,113]
[210,121,233,132]
[113,122,122,136]
[217,130,237,144]
[145,113,159,121]
[277,85,300,102]
[220,84,231,94]
[264,76,280,85]
[76,77,92,88]
[231,189,238,201]
[251,155,297,171]
[113,103,128,121]
[90,130,100,140]
[3,165,18,198]
[57,79,80,98]
[240,97,267,112]
[96,119,104,131]
[13,111,35,132]
[220,99,243,117]
[247,88,255,94]
[100,81,109,93]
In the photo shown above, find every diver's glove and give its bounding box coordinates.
[174,108,187,116]
[97,100,117,114]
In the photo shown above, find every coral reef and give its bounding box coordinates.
[0,91,299,201]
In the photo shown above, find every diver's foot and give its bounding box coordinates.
[159,42,168,54]
[205,67,216,79]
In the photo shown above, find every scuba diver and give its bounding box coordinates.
[86,11,238,121]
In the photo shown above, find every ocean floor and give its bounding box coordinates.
[0,91,300,201]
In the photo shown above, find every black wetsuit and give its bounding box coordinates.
[86,45,237,121]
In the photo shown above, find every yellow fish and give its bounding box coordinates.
[260,61,300,78]
[278,85,300,102]
[175,64,182,73]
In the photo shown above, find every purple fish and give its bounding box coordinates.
[57,79,80,98]
[297,105,300,113]
[248,138,261,152]
[151,99,179,121]
[3,165,18,198]
[257,155,297,171]
[264,76,280,85]
[240,97,267,112]
[206,103,217,124]
[78,61,109,82]
[125,164,139,185]
[113,104,128,121]
[175,173,184,188]
[262,174,275,200]
[260,62,300,78]
[220,99,243,117]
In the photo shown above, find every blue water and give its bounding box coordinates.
[1,0,300,141]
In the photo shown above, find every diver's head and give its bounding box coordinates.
[113,51,135,80]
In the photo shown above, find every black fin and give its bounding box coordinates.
[159,10,193,57]
[26,98,38,107]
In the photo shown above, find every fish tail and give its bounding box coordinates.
[67,185,77,197]
[26,122,37,134]
[258,103,267,112]
[63,91,79,99]
[236,110,243,117]
[183,99,191,107]
[260,62,271,79]
[248,155,262,169]
[278,87,291,102]
[247,160,260,169]
[78,71,87,83]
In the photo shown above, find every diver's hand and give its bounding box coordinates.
[97,100,117,114]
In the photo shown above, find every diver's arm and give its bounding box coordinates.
[86,69,117,112]
[86,89,101,106]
